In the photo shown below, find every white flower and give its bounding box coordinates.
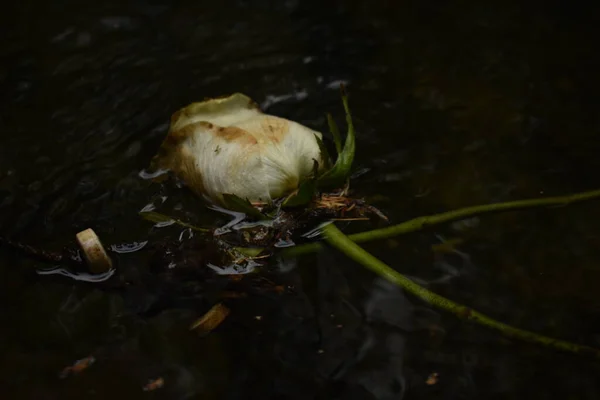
[150,93,325,205]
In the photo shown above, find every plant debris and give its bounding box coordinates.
[59,355,95,379]
[189,303,230,333]
[142,377,165,392]
[76,228,113,273]
[426,372,439,385]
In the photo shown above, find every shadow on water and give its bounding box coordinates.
[2,0,600,398]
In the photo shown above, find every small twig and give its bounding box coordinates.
[323,223,600,358]
[330,217,370,221]
[0,235,83,268]
[283,188,600,257]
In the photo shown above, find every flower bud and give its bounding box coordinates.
[151,93,325,205]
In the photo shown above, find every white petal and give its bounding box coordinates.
[150,93,325,204]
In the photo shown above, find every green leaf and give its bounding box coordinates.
[139,211,210,232]
[222,193,270,220]
[282,159,319,208]
[314,134,332,171]
[317,89,356,189]
[327,113,342,156]
[139,211,173,224]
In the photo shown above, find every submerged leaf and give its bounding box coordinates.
[234,247,265,257]
[222,194,270,220]
[139,211,173,224]
[189,303,230,333]
[139,211,210,232]
[317,89,356,189]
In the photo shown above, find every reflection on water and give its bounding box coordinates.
[2,0,600,399]
[36,266,116,282]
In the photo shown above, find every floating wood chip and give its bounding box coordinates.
[189,303,230,333]
[76,228,113,274]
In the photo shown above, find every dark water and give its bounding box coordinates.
[2,0,600,398]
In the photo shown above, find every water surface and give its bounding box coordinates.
[2,1,600,399]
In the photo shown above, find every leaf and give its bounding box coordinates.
[189,303,230,333]
[222,193,270,220]
[317,88,356,189]
[282,159,319,208]
[139,211,210,232]
[234,247,265,257]
[327,113,342,156]
[314,134,332,171]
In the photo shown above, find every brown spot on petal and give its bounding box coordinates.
[216,126,258,145]
[170,121,207,141]
[149,127,209,196]
[260,116,289,143]
[247,98,262,111]
[149,122,204,173]
[175,152,206,196]
[170,109,184,125]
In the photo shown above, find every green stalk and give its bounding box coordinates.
[323,223,600,358]
[284,188,600,257]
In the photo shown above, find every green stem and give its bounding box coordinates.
[284,188,600,257]
[323,223,600,358]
